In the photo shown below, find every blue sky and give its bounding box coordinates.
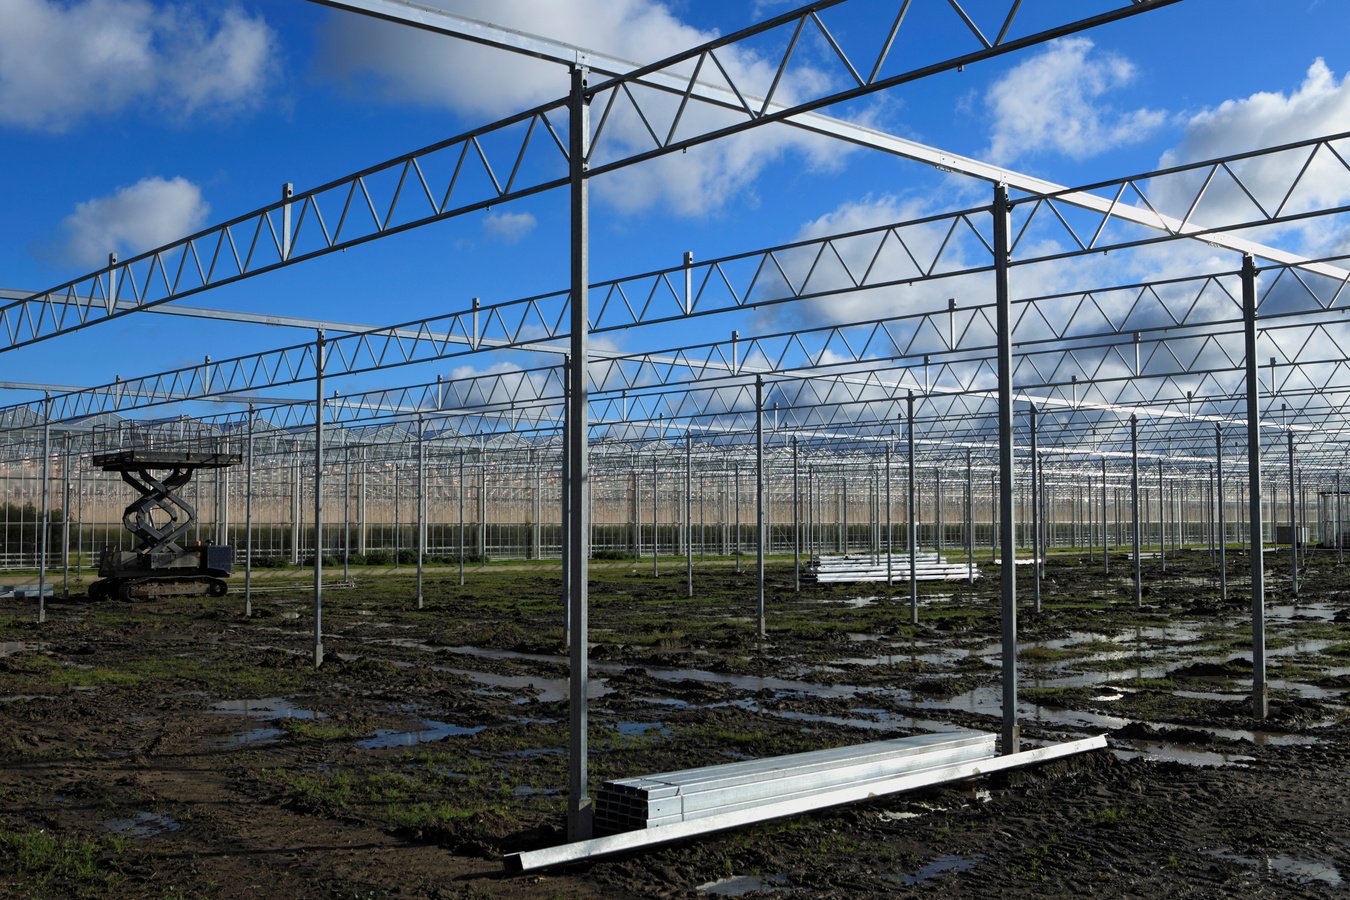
[1,0,1347,417]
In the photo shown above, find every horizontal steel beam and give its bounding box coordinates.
[504,734,1107,872]
[316,0,1346,282]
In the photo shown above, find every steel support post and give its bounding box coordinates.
[651,454,658,576]
[1159,459,1166,574]
[245,406,254,617]
[61,435,71,598]
[734,463,741,572]
[416,419,426,609]
[561,377,569,642]
[37,394,50,623]
[290,455,301,564]
[685,435,693,598]
[1217,425,1227,600]
[533,450,542,561]
[906,394,918,625]
[755,375,766,638]
[1131,416,1142,609]
[993,185,1018,754]
[1101,458,1109,573]
[358,447,368,555]
[792,437,801,592]
[1288,431,1298,597]
[1241,254,1268,719]
[458,451,466,586]
[1030,405,1041,613]
[342,445,351,583]
[566,67,593,841]
[75,461,84,580]
[478,464,487,566]
[966,449,974,585]
[1338,471,1344,565]
[313,331,326,667]
[885,443,893,588]
[935,467,943,559]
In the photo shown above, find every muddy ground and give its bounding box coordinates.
[0,547,1347,897]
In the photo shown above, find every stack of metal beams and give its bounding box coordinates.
[594,731,995,834]
[812,553,980,583]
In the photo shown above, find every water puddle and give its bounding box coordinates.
[615,721,670,738]
[102,811,181,838]
[208,697,325,720]
[1204,849,1343,887]
[1113,743,1255,768]
[437,667,609,703]
[204,727,284,750]
[890,853,983,885]
[356,719,484,749]
[697,873,791,896]
[0,641,45,658]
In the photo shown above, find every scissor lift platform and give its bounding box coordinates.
[89,450,241,601]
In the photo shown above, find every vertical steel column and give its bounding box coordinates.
[1030,405,1041,613]
[458,451,466,586]
[416,419,426,609]
[342,444,351,583]
[966,449,974,585]
[685,434,693,598]
[1288,431,1298,597]
[651,454,659,576]
[566,68,593,841]
[1131,416,1142,608]
[1101,458,1109,574]
[313,331,326,667]
[75,458,84,577]
[533,450,542,561]
[756,375,766,638]
[906,393,918,625]
[478,463,487,565]
[935,467,944,559]
[61,435,71,598]
[885,443,893,588]
[1217,424,1227,601]
[290,454,301,564]
[37,393,50,623]
[993,185,1018,754]
[1242,254,1268,719]
[1338,471,1344,565]
[245,406,255,617]
[792,437,801,592]
[734,463,741,572]
[358,447,368,556]
[1158,459,1166,574]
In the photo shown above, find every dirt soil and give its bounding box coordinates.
[1,548,1347,897]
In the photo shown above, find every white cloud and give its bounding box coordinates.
[1151,59,1350,255]
[0,0,276,131]
[482,210,537,243]
[985,37,1165,164]
[318,0,846,217]
[57,176,210,266]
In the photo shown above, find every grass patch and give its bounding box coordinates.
[0,829,124,893]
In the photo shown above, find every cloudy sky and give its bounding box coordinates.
[0,0,1346,411]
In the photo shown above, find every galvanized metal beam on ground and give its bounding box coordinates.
[504,735,1107,872]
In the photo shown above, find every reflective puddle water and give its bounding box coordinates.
[356,719,484,749]
[890,853,983,885]
[697,873,791,896]
[1204,849,1343,887]
[102,811,181,838]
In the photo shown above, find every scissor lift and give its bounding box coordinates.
[88,449,241,601]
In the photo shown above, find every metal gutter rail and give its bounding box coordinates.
[505,734,1107,872]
